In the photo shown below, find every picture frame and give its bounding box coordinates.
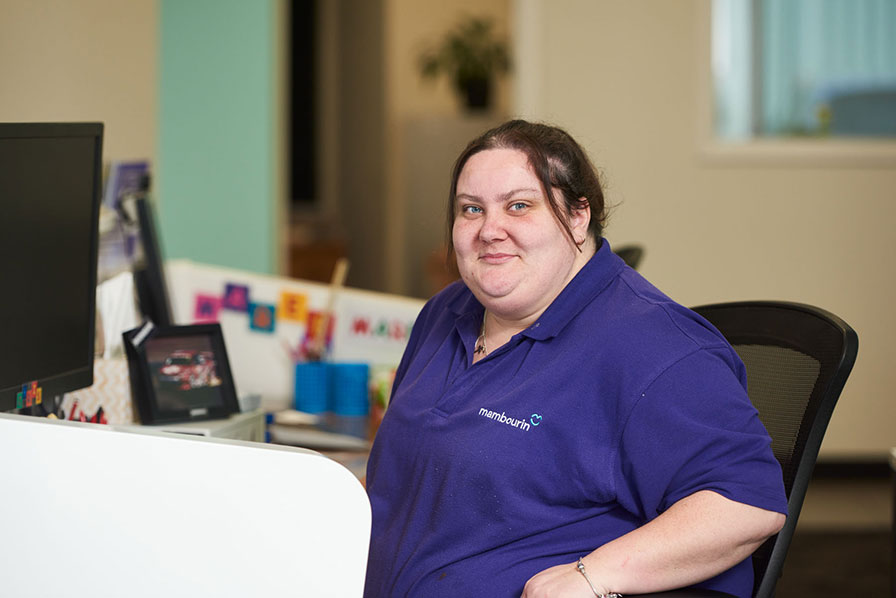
[122,322,240,425]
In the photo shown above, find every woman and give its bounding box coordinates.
[364,120,786,597]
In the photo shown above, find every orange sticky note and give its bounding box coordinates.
[279,291,308,323]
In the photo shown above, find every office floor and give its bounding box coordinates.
[775,472,892,596]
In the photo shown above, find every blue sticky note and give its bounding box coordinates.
[248,302,276,333]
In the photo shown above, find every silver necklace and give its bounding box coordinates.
[474,310,487,355]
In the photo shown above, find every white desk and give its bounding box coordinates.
[0,412,370,597]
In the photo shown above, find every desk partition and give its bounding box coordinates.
[165,259,425,412]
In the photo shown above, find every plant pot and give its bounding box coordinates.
[460,77,491,111]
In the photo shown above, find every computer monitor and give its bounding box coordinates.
[132,178,174,327]
[0,122,104,413]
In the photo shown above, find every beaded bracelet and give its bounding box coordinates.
[576,557,622,598]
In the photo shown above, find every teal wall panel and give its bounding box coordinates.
[158,0,278,274]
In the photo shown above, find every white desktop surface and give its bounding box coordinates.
[0,412,371,597]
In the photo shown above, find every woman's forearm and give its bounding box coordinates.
[582,490,785,595]
[522,490,785,597]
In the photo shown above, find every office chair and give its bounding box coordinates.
[692,301,859,598]
[613,244,645,270]
[628,301,858,598]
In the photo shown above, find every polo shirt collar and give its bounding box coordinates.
[448,239,625,343]
[522,239,624,341]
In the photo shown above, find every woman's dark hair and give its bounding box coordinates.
[446,119,607,255]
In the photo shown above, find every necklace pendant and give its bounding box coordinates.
[475,310,488,356]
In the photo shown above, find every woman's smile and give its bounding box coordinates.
[479,251,516,264]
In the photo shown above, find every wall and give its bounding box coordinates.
[158,0,283,275]
[0,0,157,162]
[514,0,896,458]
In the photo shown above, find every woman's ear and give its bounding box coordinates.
[571,197,591,243]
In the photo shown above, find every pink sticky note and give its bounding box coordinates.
[194,294,222,323]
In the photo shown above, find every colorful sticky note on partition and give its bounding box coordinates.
[248,302,276,333]
[194,294,222,323]
[278,291,308,323]
[222,283,250,312]
[20,381,43,407]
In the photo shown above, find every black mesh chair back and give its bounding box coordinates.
[614,244,645,270]
[691,301,858,598]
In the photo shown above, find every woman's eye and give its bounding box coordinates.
[462,205,483,214]
[509,202,528,211]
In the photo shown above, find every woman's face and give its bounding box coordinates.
[452,148,592,322]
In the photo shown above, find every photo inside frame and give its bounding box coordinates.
[143,333,226,414]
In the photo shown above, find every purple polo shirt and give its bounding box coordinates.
[364,242,787,598]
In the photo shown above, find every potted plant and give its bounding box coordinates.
[419,16,511,111]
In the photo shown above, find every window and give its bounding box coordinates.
[713,0,896,140]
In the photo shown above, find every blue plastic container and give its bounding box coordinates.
[294,362,330,414]
[329,363,370,416]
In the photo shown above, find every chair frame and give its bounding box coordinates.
[690,301,858,598]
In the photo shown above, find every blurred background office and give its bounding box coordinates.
[1,0,894,550]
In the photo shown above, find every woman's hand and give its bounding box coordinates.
[521,561,602,597]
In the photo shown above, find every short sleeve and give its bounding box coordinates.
[614,348,788,520]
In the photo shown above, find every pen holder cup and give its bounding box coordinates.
[294,362,330,414]
[329,363,370,416]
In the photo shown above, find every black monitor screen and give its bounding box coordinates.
[0,123,103,413]
[133,194,173,327]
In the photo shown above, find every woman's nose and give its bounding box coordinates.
[478,210,508,242]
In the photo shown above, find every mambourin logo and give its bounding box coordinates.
[478,408,542,432]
